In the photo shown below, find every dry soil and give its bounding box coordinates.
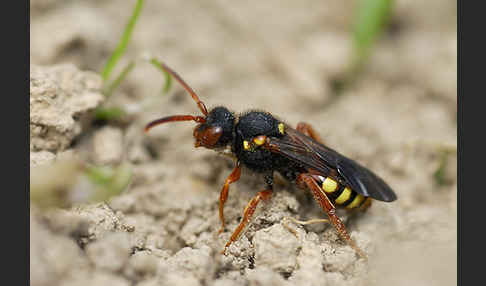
[30,1,457,285]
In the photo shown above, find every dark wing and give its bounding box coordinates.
[335,156,397,202]
[265,127,397,202]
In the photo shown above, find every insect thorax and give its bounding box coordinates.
[232,111,285,173]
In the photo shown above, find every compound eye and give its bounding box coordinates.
[194,125,223,148]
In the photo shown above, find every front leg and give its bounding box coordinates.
[218,161,242,233]
[222,174,274,254]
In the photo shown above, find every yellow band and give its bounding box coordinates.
[346,194,365,209]
[335,187,352,204]
[322,177,338,193]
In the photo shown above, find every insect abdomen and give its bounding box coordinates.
[318,176,369,209]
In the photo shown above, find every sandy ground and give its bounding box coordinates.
[30,0,457,285]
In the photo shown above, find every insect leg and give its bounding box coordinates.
[296,122,324,144]
[218,161,242,234]
[222,188,273,254]
[297,173,367,259]
[282,217,330,239]
[285,217,330,225]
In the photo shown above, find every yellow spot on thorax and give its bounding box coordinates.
[322,177,338,193]
[346,194,365,209]
[243,140,250,150]
[278,123,285,134]
[253,135,266,146]
[335,187,352,204]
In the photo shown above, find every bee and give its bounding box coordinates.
[145,62,397,259]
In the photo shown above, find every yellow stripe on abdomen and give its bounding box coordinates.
[335,187,352,205]
[322,177,338,193]
[346,194,365,209]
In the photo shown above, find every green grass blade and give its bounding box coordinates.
[352,0,393,67]
[103,61,136,97]
[84,165,115,186]
[86,163,132,201]
[433,147,456,187]
[101,0,144,82]
[94,106,126,121]
[149,58,173,94]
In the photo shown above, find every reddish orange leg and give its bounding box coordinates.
[296,122,324,144]
[297,173,367,259]
[222,189,273,254]
[218,161,242,234]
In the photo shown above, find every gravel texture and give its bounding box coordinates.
[30,1,457,285]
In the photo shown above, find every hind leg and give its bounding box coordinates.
[297,122,324,144]
[296,172,367,259]
[282,217,330,238]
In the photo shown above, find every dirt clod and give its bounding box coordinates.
[92,126,124,165]
[30,64,103,153]
[253,223,301,272]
